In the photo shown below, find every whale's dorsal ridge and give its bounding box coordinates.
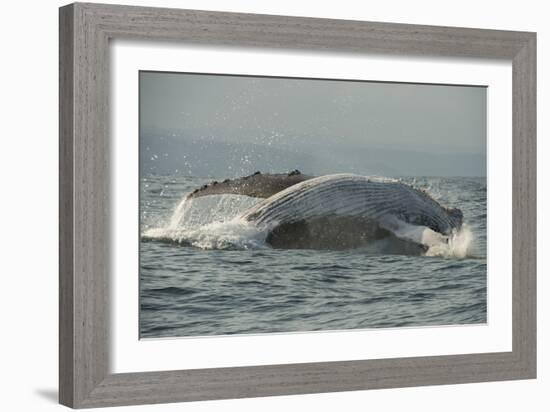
[187,171,312,199]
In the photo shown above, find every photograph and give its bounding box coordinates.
[139,71,487,338]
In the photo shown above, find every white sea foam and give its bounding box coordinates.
[144,219,268,250]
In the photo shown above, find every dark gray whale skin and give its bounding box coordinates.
[187,170,312,199]
[186,171,463,253]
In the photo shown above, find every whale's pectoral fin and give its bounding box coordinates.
[378,215,447,249]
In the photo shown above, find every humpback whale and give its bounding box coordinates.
[187,171,463,252]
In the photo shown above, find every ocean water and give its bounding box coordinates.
[140,175,487,338]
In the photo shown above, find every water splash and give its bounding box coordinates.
[143,193,265,250]
[144,219,268,250]
[425,224,475,259]
[167,197,192,229]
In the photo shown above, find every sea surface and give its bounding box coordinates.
[140,175,487,338]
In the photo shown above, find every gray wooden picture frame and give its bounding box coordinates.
[59,2,536,409]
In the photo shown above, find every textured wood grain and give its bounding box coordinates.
[60,3,109,407]
[59,2,536,408]
[512,35,537,374]
[59,4,74,406]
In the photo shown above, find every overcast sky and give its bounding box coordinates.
[140,71,486,177]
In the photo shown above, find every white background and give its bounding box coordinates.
[0,0,546,411]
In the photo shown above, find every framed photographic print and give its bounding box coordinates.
[59,2,536,408]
